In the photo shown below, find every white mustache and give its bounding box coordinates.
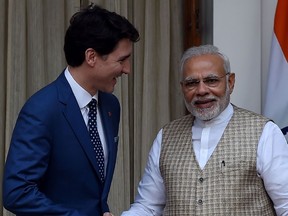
[192,97,217,104]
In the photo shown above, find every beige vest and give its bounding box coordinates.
[160,106,276,216]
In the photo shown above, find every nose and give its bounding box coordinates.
[121,60,131,75]
[195,80,209,95]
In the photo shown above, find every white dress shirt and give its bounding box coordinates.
[122,104,288,216]
[64,68,108,175]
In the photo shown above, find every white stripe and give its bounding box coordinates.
[264,33,288,139]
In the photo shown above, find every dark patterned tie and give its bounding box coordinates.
[88,99,105,182]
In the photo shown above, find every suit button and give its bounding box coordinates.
[198,199,203,205]
[199,177,204,183]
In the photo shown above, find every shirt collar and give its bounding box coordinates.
[64,67,98,109]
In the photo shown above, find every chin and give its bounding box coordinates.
[107,87,115,93]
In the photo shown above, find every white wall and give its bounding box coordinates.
[213,0,277,114]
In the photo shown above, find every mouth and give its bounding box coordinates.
[194,98,216,109]
[112,78,117,85]
[114,73,123,81]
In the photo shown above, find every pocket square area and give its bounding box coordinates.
[114,136,119,142]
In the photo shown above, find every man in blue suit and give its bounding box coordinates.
[3,4,139,216]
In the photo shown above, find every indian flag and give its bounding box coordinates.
[264,0,288,141]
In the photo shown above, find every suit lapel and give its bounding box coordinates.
[56,73,104,181]
[98,93,118,185]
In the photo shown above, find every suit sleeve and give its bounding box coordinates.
[2,103,86,216]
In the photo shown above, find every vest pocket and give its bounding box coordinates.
[220,160,250,174]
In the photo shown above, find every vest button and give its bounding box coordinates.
[198,199,203,205]
[199,177,204,183]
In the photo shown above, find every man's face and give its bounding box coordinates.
[88,38,133,93]
[181,54,235,121]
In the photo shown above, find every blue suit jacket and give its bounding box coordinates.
[3,72,120,216]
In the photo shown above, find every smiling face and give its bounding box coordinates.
[72,38,133,95]
[181,54,235,121]
[93,38,133,93]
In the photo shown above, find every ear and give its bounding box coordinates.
[228,73,235,94]
[85,48,97,67]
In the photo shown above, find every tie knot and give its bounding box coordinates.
[88,98,97,109]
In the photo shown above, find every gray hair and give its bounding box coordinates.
[179,44,231,79]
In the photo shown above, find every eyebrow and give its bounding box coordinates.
[183,73,221,80]
[118,54,131,61]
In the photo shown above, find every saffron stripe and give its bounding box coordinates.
[274,0,288,62]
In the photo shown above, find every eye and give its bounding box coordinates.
[183,79,199,88]
[205,78,219,83]
[203,78,220,86]
[118,55,130,64]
